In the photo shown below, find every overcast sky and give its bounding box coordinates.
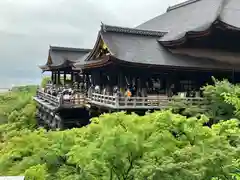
[0,0,184,86]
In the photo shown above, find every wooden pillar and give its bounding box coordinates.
[72,72,76,82]
[57,71,61,85]
[91,72,95,86]
[86,73,89,89]
[100,71,104,90]
[52,71,55,84]
[139,75,147,97]
[71,72,74,83]
[54,72,57,85]
[56,71,58,85]
[118,71,124,93]
[166,72,177,97]
[92,70,101,86]
[63,72,66,85]
[51,71,54,83]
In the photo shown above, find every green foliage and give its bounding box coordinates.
[202,78,236,122]
[168,97,209,118]
[169,78,236,123]
[67,112,239,180]
[0,82,239,179]
[0,85,37,125]
[0,111,238,180]
[41,76,51,88]
[25,164,48,180]
[12,85,38,93]
[0,85,37,141]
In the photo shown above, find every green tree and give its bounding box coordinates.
[0,111,238,179]
[0,83,239,180]
[41,76,51,88]
[67,112,239,180]
[169,78,236,124]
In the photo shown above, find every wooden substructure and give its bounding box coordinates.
[33,90,90,130]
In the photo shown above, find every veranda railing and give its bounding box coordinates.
[36,90,86,108]
[88,93,204,109]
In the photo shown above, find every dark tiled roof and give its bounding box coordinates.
[47,46,91,68]
[100,30,237,70]
[137,0,223,42]
[73,0,240,70]
[73,59,106,70]
[219,0,240,29]
[137,0,240,43]
[74,52,91,66]
[73,24,166,69]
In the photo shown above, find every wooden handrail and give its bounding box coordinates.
[36,90,204,109]
[89,93,204,109]
[36,90,86,107]
[36,90,60,107]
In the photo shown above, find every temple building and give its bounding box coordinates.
[73,0,240,99]
[34,0,240,129]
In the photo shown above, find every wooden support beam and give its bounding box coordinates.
[64,72,66,85]
[71,72,74,82]
[57,71,60,85]
[51,71,54,83]
[52,71,55,84]
[72,72,77,82]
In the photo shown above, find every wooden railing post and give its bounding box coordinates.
[133,97,136,107]
[59,93,63,107]
[115,95,119,108]
[142,97,145,107]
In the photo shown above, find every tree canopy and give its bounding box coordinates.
[0,81,239,180]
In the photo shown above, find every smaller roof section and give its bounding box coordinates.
[39,45,91,70]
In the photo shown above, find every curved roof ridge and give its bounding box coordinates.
[101,24,166,37]
[50,45,91,52]
[167,0,201,12]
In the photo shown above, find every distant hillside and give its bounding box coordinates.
[0,77,41,89]
[11,85,38,93]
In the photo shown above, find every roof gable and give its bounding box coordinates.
[81,31,112,62]
[46,52,53,65]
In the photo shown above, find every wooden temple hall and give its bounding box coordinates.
[34,0,240,129]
